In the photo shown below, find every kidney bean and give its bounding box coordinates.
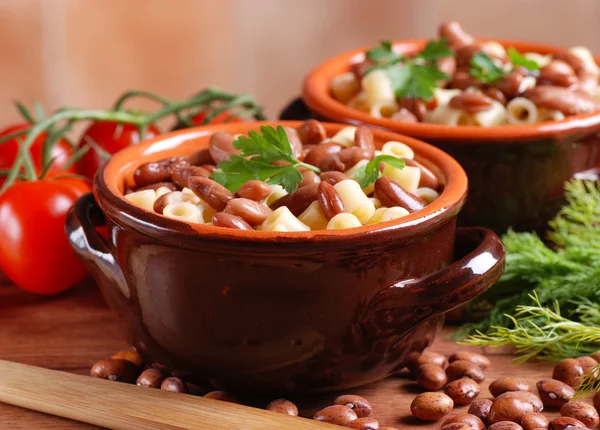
[172,165,211,189]
[90,358,138,383]
[594,391,600,412]
[320,171,349,185]
[319,153,346,172]
[488,422,524,430]
[416,363,447,391]
[137,181,179,192]
[441,424,474,430]
[439,21,474,49]
[406,350,449,372]
[270,183,318,215]
[445,360,485,383]
[160,377,188,393]
[304,142,342,167]
[576,356,599,375]
[488,397,535,424]
[112,349,144,368]
[399,98,427,121]
[136,368,164,388]
[374,177,427,213]
[560,401,599,428]
[284,127,303,159]
[549,417,587,430]
[553,359,584,388]
[224,198,272,225]
[455,44,484,67]
[204,391,239,403]
[520,413,550,430]
[188,176,234,211]
[538,60,578,87]
[489,378,531,397]
[344,417,379,430]
[523,86,599,115]
[317,182,345,220]
[334,394,372,418]
[296,120,327,146]
[552,52,587,76]
[212,213,253,230]
[449,92,494,113]
[496,391,543,413]
[351,59,374,80]
[537,379,575,408]
[495,71,526,99]
[200,164,218,173]
[391,108,419,123]
[449,352,491,370]
[577,72,598,94]
[438,56,457,79]
[485,88,508,105]
[266,399,298,416]
[354,126,375,156]
[237,180,271,202]
[338,147,373,168]
[189,148,214,166]
[451,70,483,90]
[208,132,238,164]
[299,170,321,188]
[442,414,485,430]
[314,405,358,425]
[592,351,600,363]
[411,392,454,421]
[468,399,493,424]
[445,378,480,405]
[134,157,188,187]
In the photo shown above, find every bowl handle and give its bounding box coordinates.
[65,193,129,301]
[358,227,505,338]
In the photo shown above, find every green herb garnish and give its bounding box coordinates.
[366,39,453,100]
[353,155,406,188]
[470,51,506,83]
[210,125,320,193]
[507,47,540,71]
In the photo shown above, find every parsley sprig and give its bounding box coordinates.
[470,47,540,84]
[211,125,319,193]
[365,39,453,100]
[353,155,405,188]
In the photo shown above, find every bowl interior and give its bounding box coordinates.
[303,39,600,142]
[97,121,467,243]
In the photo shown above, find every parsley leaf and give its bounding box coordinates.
[507,47,540,71]
[366,40,402,64]
[416,38,454,61]
[352,155,406,189]
[211,125,317,193]
[470,52,506,83]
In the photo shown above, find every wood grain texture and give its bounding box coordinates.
[0,280,564,429]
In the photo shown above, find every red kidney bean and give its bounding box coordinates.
[489,378,531,397]
[520,413,549,430]
[285,127,303,159]
[538,60,578,87]
[111,349,144,368]
[345,417,379,430]
[552,52,587,76]
[333,394,373,418]
[134,157,188,187]
[354,126,375,157]
[136,368,164,388]
[266,399,298,416]
[444,378,481,405]
[317,182,345,220]
[468,399,493,424]
[537,379,575,408]
[523,86,599,115]
[411,392,454,421]
[212,212,253,230]
[399,97,427,121]
[406,350,448,372]
[136,181,179,192]
[189,148,214,166]
[451,69,484,90]
[299,170,321,188]
[204,391,239,403]
[224,198,272,225]
[187,176,234,211]
[237,180,271,201]
[595,391,600,412]
[172,165,211,189]
[201,164,218,173]
[314,405,358,425]
[449,92,494,112]
[304,142,342,167]
[553,359,584,388]
[338,147,372,168]
[488,422,523,430]
[560,401,599,428]
[549,416,587,430]
[485,88,508,105]
[495,71,526,98]
[209,132,238,164]
[439,21,474,49]
[374,177,427,213]
[448,352,491,370]
[269,183,318,215]
[496,391,543,412]
[444,359,485,382]
[577,72,598,94]
[416,363,447,391]
[320,171,349,185]
[488,397,535,424]
[160,377,188,393]
[455,44,484,67]
[442,414,485,430]
[319,153,346,172]
[351,59,374,80]
[90,358,138,383]
[296,120,327,146]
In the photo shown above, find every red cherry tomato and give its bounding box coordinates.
[191,110,243,125]
[0,123,74,186]
[77,122,160,180]
[0,178,91,294]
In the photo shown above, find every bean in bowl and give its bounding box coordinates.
[123,121,442,231]
[330,21,600,126]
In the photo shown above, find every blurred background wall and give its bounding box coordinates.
[1,0,600,121]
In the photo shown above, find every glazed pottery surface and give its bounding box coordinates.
[303,40,600,233]
[66,121,504,394]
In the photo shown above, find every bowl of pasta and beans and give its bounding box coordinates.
[65,120,504,394]
[302,21,600,233]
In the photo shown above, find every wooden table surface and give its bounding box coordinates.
[0,274,562,430]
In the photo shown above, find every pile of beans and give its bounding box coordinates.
[407,349,600,430]
[123,120,442,231]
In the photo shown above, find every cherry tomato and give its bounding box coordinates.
[190,110,244,125]
[77,122,160,180]
[0,123,74,186]
[0,178,90,294]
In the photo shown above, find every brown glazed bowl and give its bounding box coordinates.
[303,39,600,233]
[66,121,504,395]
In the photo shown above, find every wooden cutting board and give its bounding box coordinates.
[0,277,560,429]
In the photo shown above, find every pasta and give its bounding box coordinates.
[361,69,395,107]
[125,189,157,211]
[381,164,421,193]
[506,97,538,124]
[163,202,203,224]
[261,207,310,232]
[330,72,360,103]
[381,141,415,159]
[326,213,363,230]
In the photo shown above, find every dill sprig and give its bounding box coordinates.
[455,180,600,341]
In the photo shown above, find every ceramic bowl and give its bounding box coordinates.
[66,121,504,395]
[302,40,600,233]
